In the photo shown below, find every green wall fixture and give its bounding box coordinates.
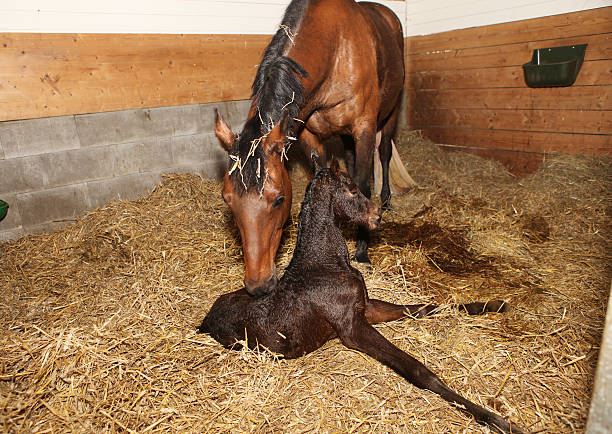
[523,44,587,88]
[0,200,8,222]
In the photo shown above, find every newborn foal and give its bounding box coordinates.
[199,159,522,433]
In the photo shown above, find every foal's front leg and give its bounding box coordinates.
[365,298,507,325]
[337,316,523,434]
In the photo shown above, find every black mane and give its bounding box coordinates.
[252,0,310,133]
[229,0,310,194]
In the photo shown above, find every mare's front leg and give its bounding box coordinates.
[336,316,523,433]
[352,127,377,263]
[366,298,507,325]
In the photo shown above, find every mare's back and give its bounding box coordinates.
[297,0,405,122]
[357,2,405,119]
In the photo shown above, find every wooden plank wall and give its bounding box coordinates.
[405,7,612,173]
[0,34,270,122]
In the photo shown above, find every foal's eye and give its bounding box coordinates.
[272,196,285,208]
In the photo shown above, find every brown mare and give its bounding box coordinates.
[199,159,524,433]
[215,0,404,295]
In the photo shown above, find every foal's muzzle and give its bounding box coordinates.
[368,213,382,230]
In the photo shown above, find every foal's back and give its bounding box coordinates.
[199,277,342,359]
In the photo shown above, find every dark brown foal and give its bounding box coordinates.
[199,159,523,433]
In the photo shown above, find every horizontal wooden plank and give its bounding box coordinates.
[417,126,611,155]
[407,86,611,111]
[405,7,612,54]
[405,33,612,74]
[411,108,611,135]
[408,59,612,90]
[0,33,271,121]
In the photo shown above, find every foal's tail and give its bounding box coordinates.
[197,317,210,334]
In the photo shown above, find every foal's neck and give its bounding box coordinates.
[290,193,351,269]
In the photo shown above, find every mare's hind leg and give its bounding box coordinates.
[378,102,400,210]
[336,316,521,433]
[365,299,507,325]
[352,127,377,263]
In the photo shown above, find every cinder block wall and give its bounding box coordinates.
[0,100,250,241]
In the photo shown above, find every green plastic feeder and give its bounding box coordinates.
[523,44,587,88]
[0,200,8,222]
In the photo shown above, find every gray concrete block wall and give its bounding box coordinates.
[0,100,251,241]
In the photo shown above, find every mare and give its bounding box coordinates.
[215,0,406,295]
[199,159,523,434]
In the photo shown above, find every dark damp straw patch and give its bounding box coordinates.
[373,221,497,276]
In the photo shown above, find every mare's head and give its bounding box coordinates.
[311,157,381,230]
[215,110,292,297]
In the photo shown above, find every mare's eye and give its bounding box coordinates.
[272,196,285,208]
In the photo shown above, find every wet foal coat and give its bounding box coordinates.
[199,161,523,433]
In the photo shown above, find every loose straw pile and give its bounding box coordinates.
[0,130,609,432]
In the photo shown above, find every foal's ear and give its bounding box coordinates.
[330,157,341,176]
[311,150,322,173]
[214,109,235,153]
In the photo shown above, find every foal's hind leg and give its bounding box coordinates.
[365,299,507,325]
[337,316,522,433]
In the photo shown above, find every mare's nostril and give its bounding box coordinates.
[245,275,277,297]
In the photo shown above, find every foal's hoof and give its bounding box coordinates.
[485,300,508,313]
[353,251,371,264]
[460,300,508,315]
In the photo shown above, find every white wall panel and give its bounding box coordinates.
[0,0,406,35]
[404,0,611,36]
[0,0,607,36]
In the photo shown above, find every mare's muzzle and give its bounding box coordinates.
[245,274,278,297]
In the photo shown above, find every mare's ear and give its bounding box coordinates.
[215,109,234,153]
[264,110,289,155]
[330,157,341,176]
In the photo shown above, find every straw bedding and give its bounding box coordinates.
[1,130,610,433]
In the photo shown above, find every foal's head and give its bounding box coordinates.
[312,158,381,230]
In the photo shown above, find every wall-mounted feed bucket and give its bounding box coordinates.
[0,200,8,222]
[523,44,587,87]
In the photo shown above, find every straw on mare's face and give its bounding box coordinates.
[199,160,523,434]
[216,112,293,295]
[215,0,405,296]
